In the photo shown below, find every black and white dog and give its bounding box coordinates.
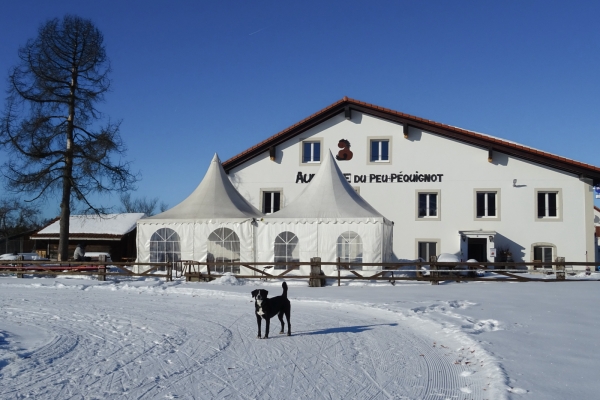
[251,282,291,339]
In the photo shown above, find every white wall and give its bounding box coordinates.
[229,111,594,263]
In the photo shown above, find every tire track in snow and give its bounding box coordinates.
[0,284,505,399]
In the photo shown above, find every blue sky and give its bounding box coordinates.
[1,0,599,217]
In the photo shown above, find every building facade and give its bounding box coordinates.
[223,98,600,265]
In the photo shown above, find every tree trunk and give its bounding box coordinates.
[58,189,70,261]
[58,127,74,260]
[58,62,78,261]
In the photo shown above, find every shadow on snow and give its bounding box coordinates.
[294,323,398,336]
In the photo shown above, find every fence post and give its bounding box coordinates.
[166,261,173,282]
[430,255,438,285]
[16,255,24,278]
[554,257,566,281]
[98,254,106,281]
[337,257,341,287]
[555,257,565,280]
[309,257,323,287]
[185,261,191,282]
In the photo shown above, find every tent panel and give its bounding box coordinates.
[136,222,195,271]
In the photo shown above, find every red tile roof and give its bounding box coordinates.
[222,97,600,183]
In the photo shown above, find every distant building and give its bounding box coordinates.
[30,213,144,261]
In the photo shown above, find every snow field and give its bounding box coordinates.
[0,278,508,399]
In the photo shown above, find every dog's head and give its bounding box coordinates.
[251,289,268,302]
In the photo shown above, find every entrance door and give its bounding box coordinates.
[467,238,487,262]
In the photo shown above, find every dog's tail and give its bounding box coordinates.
[282,281,288,298]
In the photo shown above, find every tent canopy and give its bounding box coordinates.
[145,154,263,222]
[264,151,391,223]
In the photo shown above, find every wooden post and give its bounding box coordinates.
[337,257,341,287]
[16,255,24,278]
[98,254,106,281]
[185,262,191,282]
[309,257,323,287]
[555,257,565,280]
[166,261,173,282]
[206,258,212,282]
[430,255,438,285]
[416,262,423,279]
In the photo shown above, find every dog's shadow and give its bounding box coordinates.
[295,323,398,336]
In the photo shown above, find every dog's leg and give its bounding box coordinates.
[264,318,270,339]
[256,314,262,339]
[278,311,285,334]
[285,307,291,336]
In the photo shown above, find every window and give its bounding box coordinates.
[274,231,299,269]
[150,228,181,270]
[476,191,497,218]
[207,228,240,274]
[370,139,389,162]
[262,190,281,214]
[533,245,554,269]
[418,193,438,218]
[302,141,321,163]
[418,241,437,261]
[537,191,558,218]
[337,231,363,270]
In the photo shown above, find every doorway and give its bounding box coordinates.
[467,238,487,262]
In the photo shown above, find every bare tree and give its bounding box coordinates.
[0,15,138,260]
[119,193,168,216]
[0,197,41,239]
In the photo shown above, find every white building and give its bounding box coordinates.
[222,97,600,266]
[594,206,600,263]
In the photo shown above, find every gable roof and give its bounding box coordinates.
[144,154,263,222]
[222,97,600,184]
[264,151,389,223]
[31,213,144,240]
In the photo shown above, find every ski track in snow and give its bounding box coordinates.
[0,281,507,399]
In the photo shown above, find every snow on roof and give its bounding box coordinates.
[35,213,144,237]
[265,151,389,222]
[143,154,263,222]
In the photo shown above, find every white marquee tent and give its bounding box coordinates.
[136,152,393,276]
[257,151,394,275]
[136,154,263,272]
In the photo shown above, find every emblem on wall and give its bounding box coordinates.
[335,139,353,161]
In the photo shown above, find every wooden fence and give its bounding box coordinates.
[0,256,173,281]
[1,256,599,285]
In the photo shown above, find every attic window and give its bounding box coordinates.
[301,140,321,164]
[367,137,392,164]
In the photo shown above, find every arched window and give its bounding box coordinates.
[150,228,181,270]
[337,231,363,270]
[207,228,241,274]
[274,231,299,269]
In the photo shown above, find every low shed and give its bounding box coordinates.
[30,213,144,261]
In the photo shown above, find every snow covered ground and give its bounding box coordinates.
[1,273,599,399]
